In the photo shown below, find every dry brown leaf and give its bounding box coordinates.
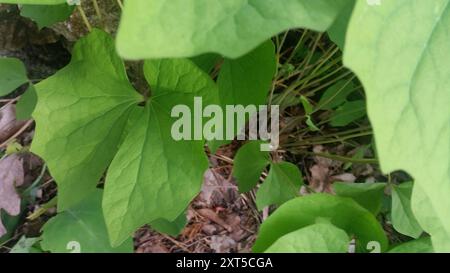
[309,164,331,193]
[0,104,26,144]
[199,169,237,207]
[0,154,24,237]
[331,173,356,183]
[209,235,236,253]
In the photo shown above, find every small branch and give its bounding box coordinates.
[0,120,33,149]
[304,151,378,164]
[77,4,92,32]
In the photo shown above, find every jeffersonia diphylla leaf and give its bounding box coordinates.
[103,58,219,246]
[31,29,143,211]
[31,29,220,247]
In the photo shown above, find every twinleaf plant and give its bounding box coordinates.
[0,0,448,253]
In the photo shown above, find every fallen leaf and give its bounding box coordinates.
[0,154,24,237]
[331,173,356,183]
[197,208,232,232]
[0,104,26,144]
[209,235,236,253]
[309,164,331,193]
[199,169,237,207]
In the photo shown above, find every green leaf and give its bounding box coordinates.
[20,3,75,29]
[317,80,356,110]
[333,182,386,215]
[16,84,37,120]
[391,182,423,238]
[305,115,320,132]
[0,0,65,4]
[10,236,42,253]
[116,0,352,59]
[103,58,218,246]
[253,193,388,253]
[344,0,450,251]
[388,237,433,253]
[300,96,313,115]
[232,141,270,193]
[41,190,133,253]
[265,223,350,253]
[327,0,355,50]
[150,212,187,237]
[256,162,303,210]
[208,40,276,152]
[329,100,366,127]
[31,29,142,211]
[0,57,28,96]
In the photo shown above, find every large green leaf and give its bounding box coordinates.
[232,141,270,193]
[256,162,303,210]
[0,57,28,96]
[41,190,133,253]
[20,3,75,29]
[253,194,388,253]
[31,29,142,211]
[333,182,386,215]
[391,182,423,238]
[103,58,218,246]
[116,0,351,59]
[344,0,450,251]
[265,223,349,253]
[209,40,276,152]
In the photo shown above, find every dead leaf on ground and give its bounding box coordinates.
[309,164,331,193]
[199,169,238,207]
[0,154,24,237]
[209,235,236,253]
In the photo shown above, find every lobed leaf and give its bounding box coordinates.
[31,29,143,211]
[103,58,218,246]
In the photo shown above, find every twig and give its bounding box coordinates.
[92,0,102,19]
[161,234,190,253]
[77,4,92,32]
[0,120,33,149]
